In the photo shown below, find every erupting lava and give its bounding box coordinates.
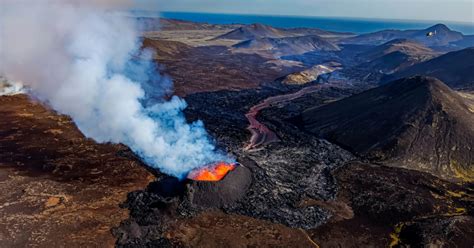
[187,162,237,181]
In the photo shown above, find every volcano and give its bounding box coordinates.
[187,162,237,181]
[215,23,289,40]
[355,39,439,73]
[186,162,252,208]
[297,76,474,181]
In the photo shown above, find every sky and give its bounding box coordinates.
[1,0,471,23]
[145,0,474,23]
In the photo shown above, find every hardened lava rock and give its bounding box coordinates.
[186,164,252,208]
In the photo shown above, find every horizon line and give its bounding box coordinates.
[151,10,474,26]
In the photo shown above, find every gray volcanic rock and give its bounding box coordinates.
[384,46,474,89]
[186,164,252,208]
[114,87,356,246]
[309,161,474,247]
[398,216,474,247]
[114,84,473,247]
[298,76,474,181]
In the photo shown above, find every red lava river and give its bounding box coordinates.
[245,83,331,150]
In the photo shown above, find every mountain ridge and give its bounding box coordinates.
[384,46,474,89]
[297,76,474,181]
[342,24,470,48]
[232,35,339,57]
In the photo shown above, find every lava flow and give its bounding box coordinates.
[244,83,330,150]
[187,162,237,181]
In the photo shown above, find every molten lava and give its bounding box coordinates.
[187,162,237,181]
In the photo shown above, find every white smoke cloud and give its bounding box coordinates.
[0,78,25,95]
[0,1,233,177]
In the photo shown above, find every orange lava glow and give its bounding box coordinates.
[187,162,236,181]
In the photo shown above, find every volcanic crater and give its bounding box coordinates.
[186,162,252,208]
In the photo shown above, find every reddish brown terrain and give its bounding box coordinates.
[164,211,319,247]
[0,95,154,247]
[144,37,300,96]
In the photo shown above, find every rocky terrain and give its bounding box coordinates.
[384,47,474,90]
[358,39,437,61]
[0,95,154,247]
[1,16,473,248]
[215,23,291,40]
[142,37,301,96]
[331,39,441,84]
[114,84,356,247]
[312,162,474,247]
[216,23,352,41]
[281,63,341,85]
[232,35,340,58]
[355,39,439,72]
[297,76,474,181]
[115,76,474,247]
[137,17,242,32]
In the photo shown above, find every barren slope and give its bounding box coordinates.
[298,76,474,181]
[142,38,300,96]
[215,23,290,40]
[358,38,438,61]
[384,47,474,89]
[0,95,154,247]
[232,35,339,57]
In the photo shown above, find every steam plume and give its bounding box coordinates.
[0,78,24,95]
[0,1,233,177]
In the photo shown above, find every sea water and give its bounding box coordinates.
[155,11,474,35]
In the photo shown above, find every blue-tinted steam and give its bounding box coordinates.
[0,1,234,178]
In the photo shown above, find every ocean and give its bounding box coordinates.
[157,12,474,35]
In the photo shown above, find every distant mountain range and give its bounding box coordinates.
[216,23,289,40]
[141,18,474,90]
[297,76,474,181]
[358,38,438,61]
[384,47,474,89]
[216,23,351,40]
[355,39,440,74]
[342,24,472,49]
[137,17,241,31]
[232,35,340,57]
